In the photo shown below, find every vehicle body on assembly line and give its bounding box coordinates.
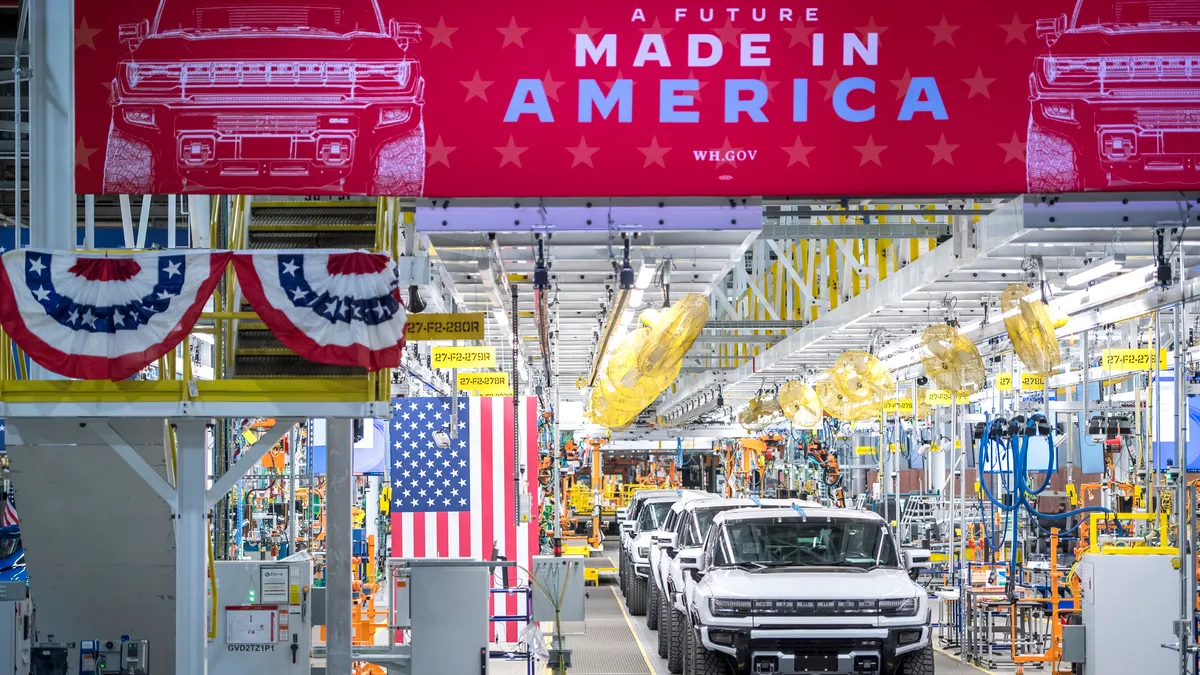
[678,505,932,675]
[624,491,710,616]
[618,489,683,593]
[652,498,804,674]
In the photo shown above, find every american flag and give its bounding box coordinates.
[389,396,539,642]
[1,494,16,528]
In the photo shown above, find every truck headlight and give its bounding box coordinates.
[709,598,753,618]
[878,597,919,617]
[637,546,649,559]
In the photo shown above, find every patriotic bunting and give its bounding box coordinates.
[0,249,232,380]
[233,250,407,371]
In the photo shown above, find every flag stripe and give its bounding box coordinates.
[503,396,517,642]
[413,510,425,557]
[469,397,484,561]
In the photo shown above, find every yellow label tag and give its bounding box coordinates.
[289,585,301,605]
[1102,348,1168,372]
[405,313,486,341]
[954,439,962,449]
[432,346,496,369]
[881,399,914,414]
[930,443,942,453]
[925,389,954,406]
[1021,373,1045,391]
[458,372,510,394]
[888,443,898,453]
[997,373,1013,391]
[855,446,876,456]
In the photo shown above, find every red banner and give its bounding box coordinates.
[74,1,1200,197]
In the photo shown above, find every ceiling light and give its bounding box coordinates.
[629,289,646,308]
[635,263,656,289]
[1067,254,1126,287]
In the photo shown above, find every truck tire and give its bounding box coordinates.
[667,607,684,673]
[899,645,935,675]
[629,576,647,615]
[619,550,626,592]
[372,120,425,196]
[647,578,660,629]
[102,124,154,194]
[685,611,715,675]
[693,638,732,675]
[656,587,669,657]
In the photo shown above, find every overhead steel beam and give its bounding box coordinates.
[695,333,782,343]
[762,221,951,240]
[660,197,1029,417]
[415,197,763,233]
[1022,192,1200,229]
[704,320,806,330]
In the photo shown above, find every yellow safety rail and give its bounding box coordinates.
[0,196,394,408]
[1087,511,1175,555]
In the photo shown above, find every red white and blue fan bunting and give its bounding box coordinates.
[0,249,232,380]
[233,250,407,371]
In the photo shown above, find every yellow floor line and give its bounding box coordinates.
[934,646,995,674]
[611,585,658,674]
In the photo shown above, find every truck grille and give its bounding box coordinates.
[215,115,320,135]
[1135,109,1200,129]
[754,637,884,654]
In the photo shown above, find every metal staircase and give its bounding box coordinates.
[231,196,382,379]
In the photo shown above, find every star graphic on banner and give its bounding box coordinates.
[854,135,887,166]
[928,15,960,46]
[32,286,50,302]
[113,308,125,324]
[1000,14,1031,45]
[75,138,97,169]
[163,260,181,278]
[542,70,565,102]
[710,137,742,169]
[566,137,599,168]
[640,17,673,35]
[497,16,531,48]
[889,69,914,101]
[962,67,997,99]
[998,132,1026,164]
[460,70,493,102]
[818,70,843,102]
[281,259,299,275]
[425,16,458,48]
[687,69,708,103]
[784,20,815,47]
[289,287,308,301]
[82,309,97,328]
[426,135,455,168]
[713,19,743,47]
[570,17,602,39]
[603,70,633,90]
[495,136,528,168]
[926,134,959,166]
[68,309,80,326]
[782,137,814,167]
[76,17,101,50]
[27,257,45,275]
[856,15,888,40]
[638,137,671,168]
[758,71,781,102]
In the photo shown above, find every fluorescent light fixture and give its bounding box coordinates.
[1067,254,1126,287]
[635,264,656,289]
[629,289,646,308]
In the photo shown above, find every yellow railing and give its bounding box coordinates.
[0,195,395,407]
[1087,511,1175,555]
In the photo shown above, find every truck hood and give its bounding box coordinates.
[127,32,407,61]
[1053,25,1200,54]
[702,567,917,600]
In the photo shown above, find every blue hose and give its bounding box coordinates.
[977,414,1111,581]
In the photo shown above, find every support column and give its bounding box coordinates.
[175,420,209,675]
[325,418,354,673]
[28,0,74,249]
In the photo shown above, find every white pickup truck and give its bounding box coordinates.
[679,505,933,675]
[618,489,684,594]
[651,498,805,673]
[625,492,709,615]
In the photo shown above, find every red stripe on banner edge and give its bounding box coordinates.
[231,253,407,371]
[0,251,232,380]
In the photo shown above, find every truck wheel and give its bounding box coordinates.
[372,120,425,196]
[693,635,732,675]
[647,578,660,629]
[1026,119,1081,192]
[667,607,684,673]
[629,577,647,615]
[102,124,154,194]
[656,588,670,657]
[618,551,626,592]
[899,645,934,675]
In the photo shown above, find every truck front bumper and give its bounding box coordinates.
[700,625,929,675]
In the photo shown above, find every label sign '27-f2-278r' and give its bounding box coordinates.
[73,0,1200,197]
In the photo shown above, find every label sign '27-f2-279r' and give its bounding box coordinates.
[73,0,1200,197]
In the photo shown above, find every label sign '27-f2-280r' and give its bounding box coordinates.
[73,0,1200,197]
[403,313,486,341]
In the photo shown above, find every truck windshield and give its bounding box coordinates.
[637,502,674,531]
[154,0,385,35]
[1073,0,1200,27]
[695,506,743,536]
[723,519,899,569]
